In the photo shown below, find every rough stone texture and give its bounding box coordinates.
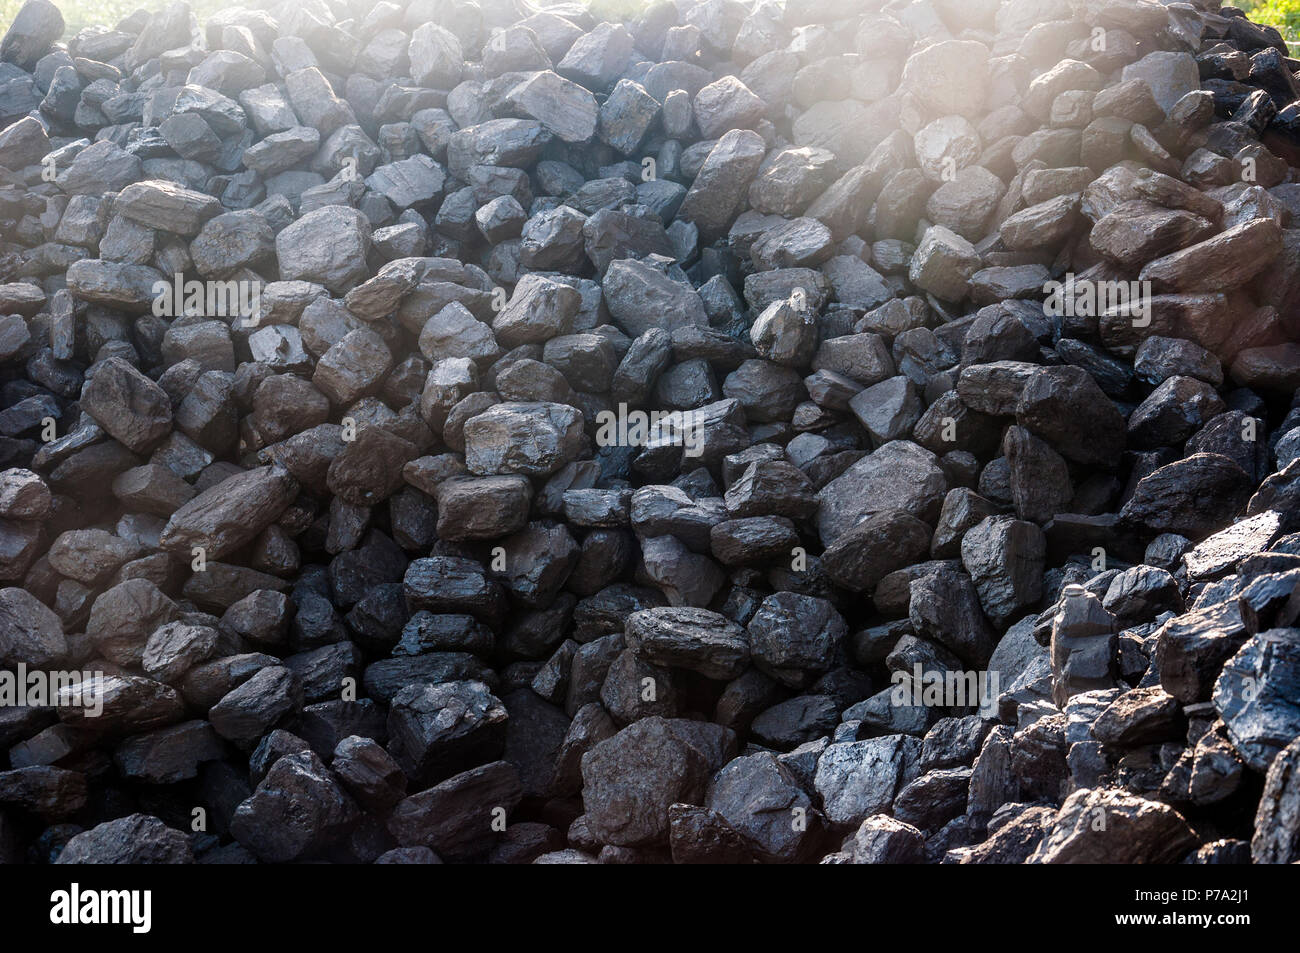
[0,0,1297,870]
[1029,789,1198,864]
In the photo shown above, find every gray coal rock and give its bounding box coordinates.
[0,0,1297,868]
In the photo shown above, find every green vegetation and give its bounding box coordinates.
[1243,0,1300,42]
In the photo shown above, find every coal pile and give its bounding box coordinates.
[1,0,1299,865]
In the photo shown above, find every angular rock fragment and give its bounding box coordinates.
[624,607,749,680]
[56,814,193,864]
[160,466,298,561]
[581,717,732,846]
[1214,628,1300,773]
[230,750,358,862]
[1029,788,1197,864]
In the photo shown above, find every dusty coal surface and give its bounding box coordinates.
[1,0,1299,865]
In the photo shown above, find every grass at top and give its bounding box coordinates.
[1242,0,1300,43]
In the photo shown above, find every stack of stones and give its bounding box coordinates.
[0,0,1298,864]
